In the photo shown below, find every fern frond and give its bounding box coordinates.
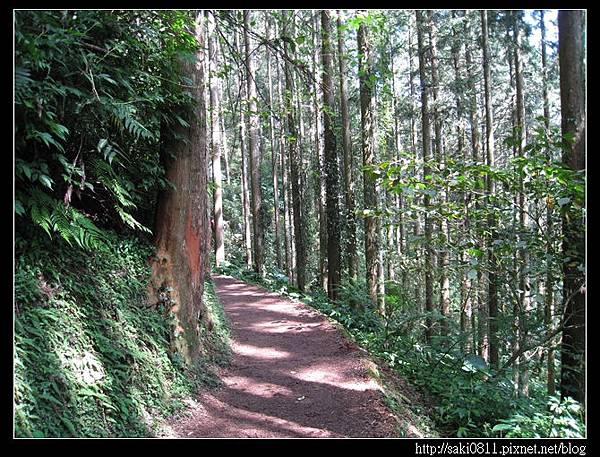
[26,188,109,251]
[104,100,155,141]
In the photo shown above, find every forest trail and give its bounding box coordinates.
[169,275,398,438]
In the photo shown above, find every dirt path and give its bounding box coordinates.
[170,275,398,438]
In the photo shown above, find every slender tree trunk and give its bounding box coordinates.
[505,16,521,394]
[149,11,209,366]
[513,11,530,397]
[243,11,264,276]
[207,12,225,268]
[236,29,253,269]
[265,15,282,270]
[311,12,328,292]
[337,11,358,285]
[221,115,230,186]
[453,10,471,352]
[389,33,402,285]
[407,22,421,307]
[416,10,434,341]
[321,10,341,300]
[465,18,486,358]
[481,10,499,369]
[558,9,586,406]
[540,9,556,397]
[358,15,381,310]
[276,47,293,282]
[283,11,306,291]
[427,11,449,338]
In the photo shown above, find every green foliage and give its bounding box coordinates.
[491,396,584,438]
[26,188,109,251]
[14,233,230,437]
[15,10,198,245]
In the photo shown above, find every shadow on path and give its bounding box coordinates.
[171,275,397,438]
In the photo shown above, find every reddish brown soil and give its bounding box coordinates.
[170,275,398,438]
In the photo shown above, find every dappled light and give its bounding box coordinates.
[170,275,397,438]
[15,7,585,439]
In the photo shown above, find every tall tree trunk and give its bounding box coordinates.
[311,12,328,292]
[243,11,264,276]
[358,15,381,310]
[283,11,306,291]
[389,33,402,285]
[558,9,586,406]
[428,11,449,338]
[236,29,253,269]
[321,10,341,300]
[505,15,521,394]
[540,9,556,397]
[276,46,294,282]
[149,11,209,366]
[207,11,225,268]
[513,10,530,397]
[465,16,486,358]
[337,11,358,285]
[453,10,471,353]
[416,10,434,342]
[407,21,422,308]
[265,14,282,270]
[481,10,499,369]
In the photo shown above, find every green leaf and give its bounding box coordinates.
[492,423,512,432]
[39,175,54,190]
[97,138,108,152]
[15,199,25,216]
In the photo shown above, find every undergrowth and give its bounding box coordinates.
[217,262,584,439]
[14,232,230,437]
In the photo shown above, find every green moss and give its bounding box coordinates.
[14,232,230,437]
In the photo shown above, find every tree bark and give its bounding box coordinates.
[558,9,586,406]
[283,11,306,291]
[312,12,328,293]
[464,13,487,359]
[416,10,434,342]
[513,10,530,397]
[321,10,341,301]
[236,28,252,268]
[481,10,499,369]
[453,10,471,353]
[207,11,225,268]
[358,14,381,310]
[149,11,209,366]
[540,9,556,397]
[275,44,294,282]
[428,11,449,338]
[243,10,265,276]
[265,14,282,270]
[337,11,358,285]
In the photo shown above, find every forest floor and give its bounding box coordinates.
[166,275,418,438]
